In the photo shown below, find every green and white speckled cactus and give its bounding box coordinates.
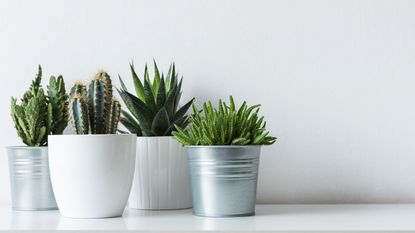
[69,71,121,135]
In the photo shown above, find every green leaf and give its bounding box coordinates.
[120,110,142,135]
[144,64,150,84]
[47,103,52,134]
[156,75,166,109]
[152,60,161,97]
[229,95,236,112]
[231,137,250,145]
[151,107,170,135]
[48,74,68,135]
[120,117,142,136]
[165,64,172,90]
[164,115,188,136]
[173,98,194,122]
[143,76,157,113]
[36,126,47,145]
[172,96,276,146]
[172,125,193,145]
[130,63,146,102]
[118,75,128,91]
[117,89,153,133]
[164,82,178,119]
[174,78,183,112]
[122,110,140,129]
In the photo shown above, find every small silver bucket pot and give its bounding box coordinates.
[6,146,57,210]
[186,145,261,217]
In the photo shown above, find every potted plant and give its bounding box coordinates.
[173,96,276,217]
[8,65,69,210]
[118,61,194,210]
[48,71,136,218]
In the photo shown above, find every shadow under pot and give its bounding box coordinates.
[185,145,261,217]
[6,146,58,210]
[48,134,136,218]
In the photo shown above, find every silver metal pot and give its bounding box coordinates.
[186,145,261,217]
[6,146,57,210]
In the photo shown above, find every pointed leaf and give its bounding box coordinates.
[117,88,153,132]
[120,117,142,136]
[118,75,128,91]
[166,64,172,90]
[152,60,161,96]
[156,76,166,109]
[151,107,170,135]
[143,77,157,113]
[130,63,145,101]
[173,98,194,122]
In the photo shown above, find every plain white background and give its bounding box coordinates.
[1,0,415,205]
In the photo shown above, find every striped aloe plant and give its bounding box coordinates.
[118,61,194,136]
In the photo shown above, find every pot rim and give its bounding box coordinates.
[48,134,136,138]
[136,135,174,138]
[6,146,48,149]
[184,145,262,148]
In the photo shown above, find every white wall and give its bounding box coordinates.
[1,0,415,205]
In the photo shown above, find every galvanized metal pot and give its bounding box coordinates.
[186,145,261,217]
[6,146,57,211]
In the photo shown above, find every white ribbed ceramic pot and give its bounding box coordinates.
[128,136,192,210]
[48,134,136,218]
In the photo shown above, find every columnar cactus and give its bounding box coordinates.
[69,71,121,134]
[71,93,89,135]
[88,71,113,134]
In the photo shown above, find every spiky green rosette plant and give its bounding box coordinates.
[10,65,69,146]
[118,61,194,136]
[69,71,121,134]
[173,96,276,145]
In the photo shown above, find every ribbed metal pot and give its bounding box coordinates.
[6,146,57,210]
[186,145,261,217]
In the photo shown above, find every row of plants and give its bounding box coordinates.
[7,62,276,218]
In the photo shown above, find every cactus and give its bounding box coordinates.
[69,71,120,134]
[71,94,90,134]
[69,81,88,99]
[48,75,69,135]
[108,100,121,134]
[88,71,113,134]
[11,65,69,146]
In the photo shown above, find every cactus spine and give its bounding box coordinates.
[108,100,121,134]
[88,71,113,134]
[71,94,90,134]
[69,71,120,134]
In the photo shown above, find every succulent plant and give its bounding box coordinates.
[118,61,194,136]
[11,65,69,146]
[69,71,121,134]
[48,75,70,135]
[173,96,277,145]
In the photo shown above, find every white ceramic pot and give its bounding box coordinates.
[48,134,136,218]
[128,136,192,210]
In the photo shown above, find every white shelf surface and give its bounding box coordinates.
[1,204,415,232]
